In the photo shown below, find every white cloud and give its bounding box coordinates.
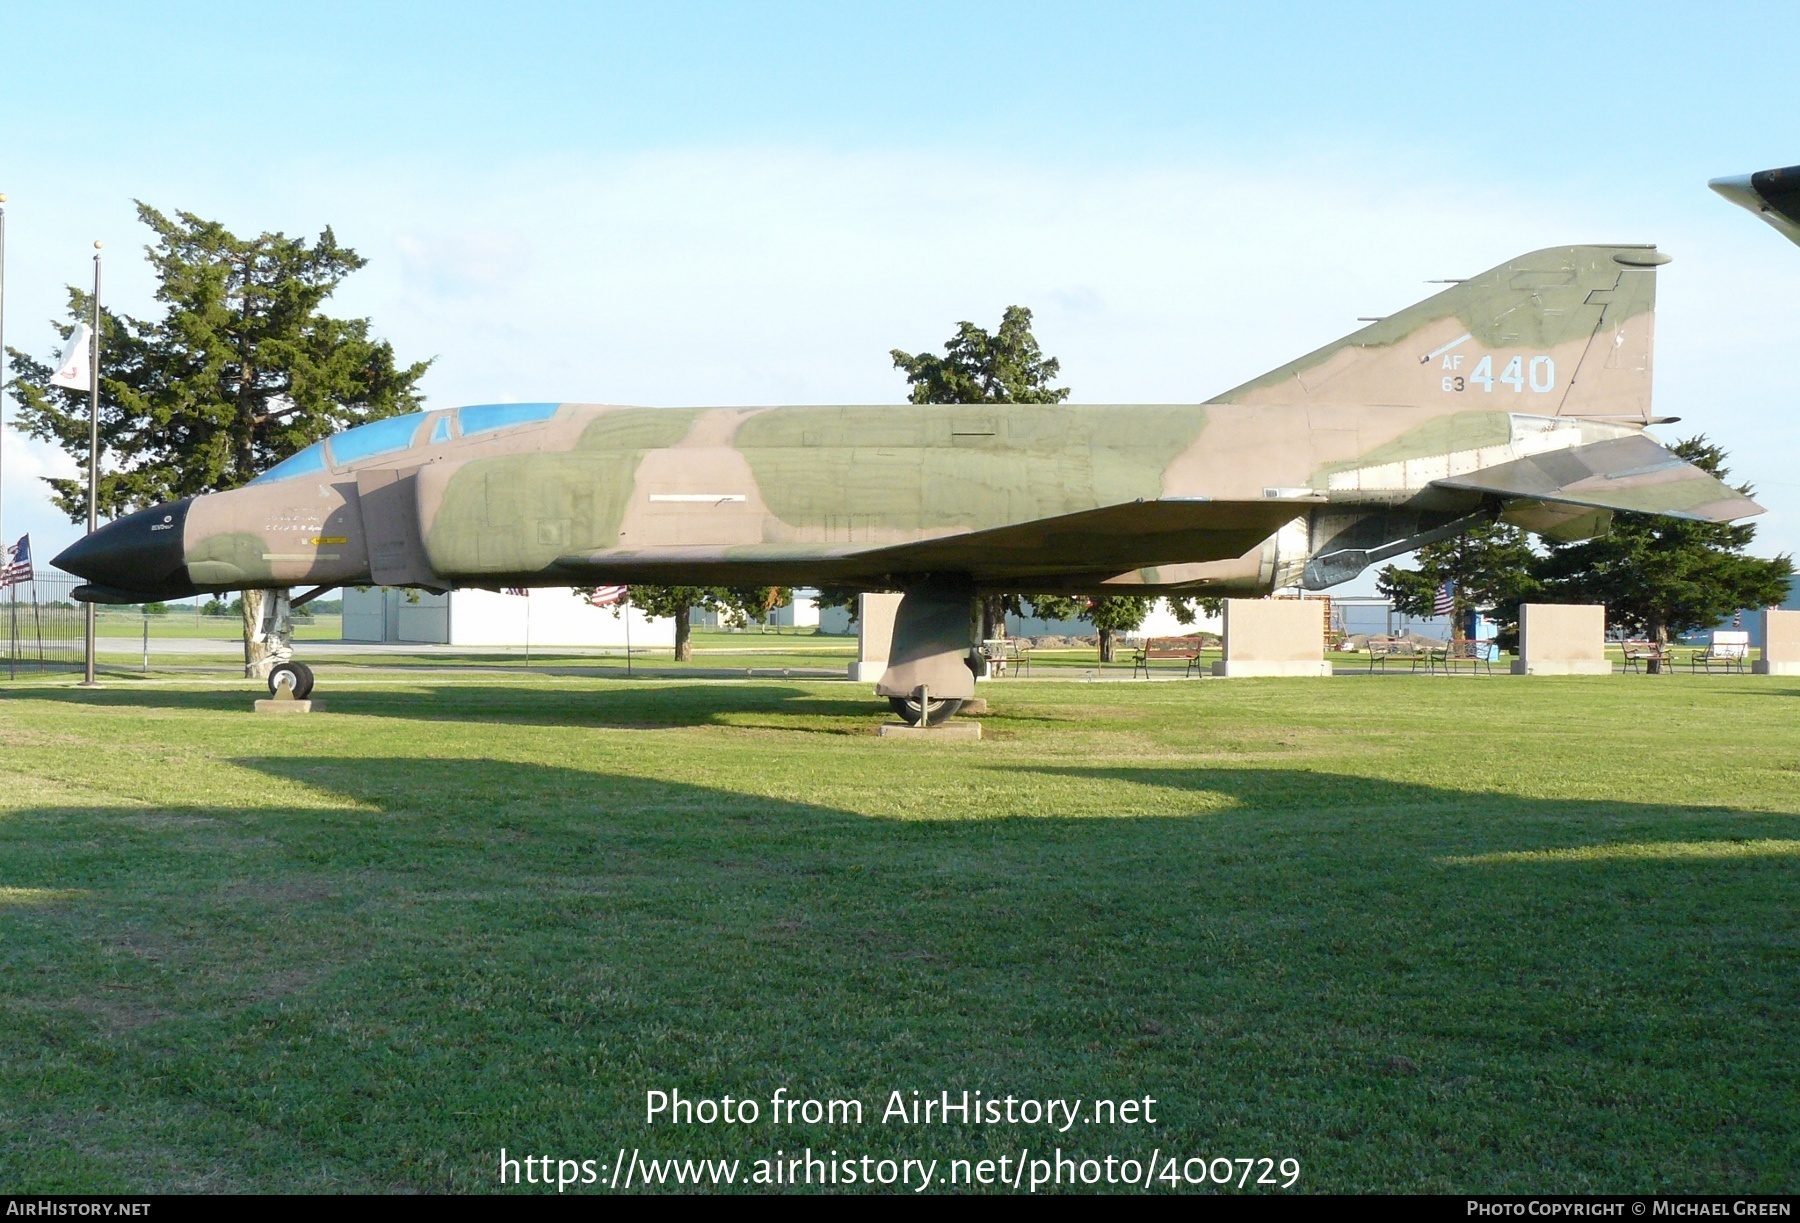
[394,229,534,300]
[0,424,84,562]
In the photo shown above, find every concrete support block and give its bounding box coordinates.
[853,593,901,684]
[877,721,982,740]
[1760,609,1800,671]
[1214,598,1327,678]
[254,698,325,713]
[1514,603,1607,675]
[1509,659,1613,676]
[1213,659,1333,677]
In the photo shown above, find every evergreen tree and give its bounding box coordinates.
[9,203,430,674]
[1532,437,1792,645]
[891,305,1069,407]
[1376,520,1541,648]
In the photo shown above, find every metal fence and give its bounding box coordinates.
[2,571,85,676]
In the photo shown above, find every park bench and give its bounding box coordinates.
[1689,630,1750,674]
[1131,636,1206,678]
[1009,638,1032,676]
[979,638,1033,678]
[1620,640,1672,674]
[1366,638,1430,673]
[1429,638,1497,675]
[980,639,1009,678]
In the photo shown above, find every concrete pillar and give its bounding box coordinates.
[850,593,901,682]
[1511,603,1611,675]
[1754,608,1800,675]
[1213,598,1331,677]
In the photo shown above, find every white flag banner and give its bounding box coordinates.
[49,322,93,392]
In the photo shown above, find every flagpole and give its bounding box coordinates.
[79,242,102,688]
[0,193,8,579]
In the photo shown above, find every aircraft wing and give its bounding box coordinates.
[551,498,1309,586]
[843,498,1310,581]
[1432,433,1762,522]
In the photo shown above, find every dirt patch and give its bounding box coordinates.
[222,875,342,907]
[62,992,172,1035]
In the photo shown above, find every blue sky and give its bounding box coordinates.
[3,1,1797,575]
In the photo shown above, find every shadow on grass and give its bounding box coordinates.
[1007,761,1763,815]
[3,755,1798,1190]
[0,680,1091,730]
[0,680,891,730]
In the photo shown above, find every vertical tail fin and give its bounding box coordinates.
[1208,244,1666,424]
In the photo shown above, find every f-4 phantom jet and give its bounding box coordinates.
[57,243,1759,723]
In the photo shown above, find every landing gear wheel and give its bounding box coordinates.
[267,660,315,700]
[889,695,963,727]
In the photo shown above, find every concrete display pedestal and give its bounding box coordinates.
[849,593,902,683]
[1512,603,1610,675]
[1755,609,1800,675]
[877,721,982,740]
[1509,660,1612,676]
[1213,598,1329,678]
[255,698,325,714]
[1213,660,1332,678]
[1512,605,1612,673]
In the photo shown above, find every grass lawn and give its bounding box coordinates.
[0,671,1794,1193]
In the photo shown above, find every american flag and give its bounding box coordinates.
[587,585,628,608]
[1433,580,1455,616]
[0,535,32,589]
[503,587,529,597]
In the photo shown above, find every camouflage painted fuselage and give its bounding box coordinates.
[55,244,1761,603]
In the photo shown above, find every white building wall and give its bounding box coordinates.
[446,588,675,648]
[342,586,675,647]
[341,586,387,641]
[766,592,821,628]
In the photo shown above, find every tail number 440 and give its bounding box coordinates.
[1441,355,1555,394]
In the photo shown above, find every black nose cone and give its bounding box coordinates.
[53,499,195,598]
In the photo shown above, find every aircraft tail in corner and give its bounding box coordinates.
[1710,165,1800,247]
[1208,244,1669,425]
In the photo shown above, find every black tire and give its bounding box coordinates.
[267,660,314,700]
[888,695,963,727]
